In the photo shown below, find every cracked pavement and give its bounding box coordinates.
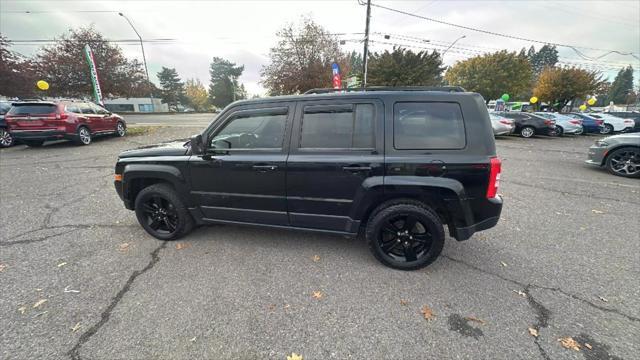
[1,126,639,359]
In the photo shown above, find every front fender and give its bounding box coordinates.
[120,163,189,208]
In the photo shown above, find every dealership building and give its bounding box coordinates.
[103,97,168,113]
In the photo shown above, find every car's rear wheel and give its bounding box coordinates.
[0,128,13,147]
[24,140,44,147]
[75,126,92,145]
[555,126,564,137]
[366,202,445,270]
[600,124,614,134]
[605,147,640,178]
[574,126,584,135]
[135,183,194,240]
[116,121,126,137]
[520,126,535,138]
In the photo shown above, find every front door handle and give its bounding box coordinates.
[342,165,372,171]
[252,164,278,171]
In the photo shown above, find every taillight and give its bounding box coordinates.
[596,120,604,125]
[543,119,553,125]
[569,120,581,125]
[55,112,69,120]
[486,157,501,199]
[499,120,511,125]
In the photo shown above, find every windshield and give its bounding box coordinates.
[7,104,57,115]
[0,102,11,114]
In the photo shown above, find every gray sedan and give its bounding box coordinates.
[586,133,640,178]
[489,112,515,136]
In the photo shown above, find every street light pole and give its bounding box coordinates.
[119,12,154,112]
[441,35,466,58]
[362,0,372,89]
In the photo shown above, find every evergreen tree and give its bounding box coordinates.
[527,45,559,76]
[209,57,245,108]
[607,66,634,104]
[366,47,444,86]
[157,67,185,111]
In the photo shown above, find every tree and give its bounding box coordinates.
[35,26,152,98]
[445,50,533,103]
[0,35,38,98]
[184,78,209,111]
[607,66,634,104]
[208,57,245,109]
[533,66,605,111]
[261,17,350,95]
[157,67,185,111]
[366,47,444,86]
[346,51,363,85]
[527,45,559,76]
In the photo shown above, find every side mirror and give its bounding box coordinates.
[190,134,204,155]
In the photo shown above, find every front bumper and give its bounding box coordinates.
[114,180,134,210]
[586,145,607,166]
[10,129,74,141]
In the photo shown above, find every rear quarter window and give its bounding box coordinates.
[8,104,57,115]
[394,102,466,150]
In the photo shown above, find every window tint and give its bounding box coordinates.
[91,103,109,114]
[7,104,57,115]
[78,103,95,114]
[210,112,287,149]
[300,103,375,149]
[65,103,80,113]
[394,102,465,149]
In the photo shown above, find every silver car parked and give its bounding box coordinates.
[586,133,640,178]
[489,112,515,136]
[535,112,583,136]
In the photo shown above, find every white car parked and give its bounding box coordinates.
[589,113,636,134]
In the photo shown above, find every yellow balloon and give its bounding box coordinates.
[579,104,587,111]
[36,80,49,91]
[587,97,596,106]
[530,96,538,104]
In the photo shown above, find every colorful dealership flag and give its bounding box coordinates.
[331,63,342,89]
[84,45,104,105]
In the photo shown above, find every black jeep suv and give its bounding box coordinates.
[114,87,503,270]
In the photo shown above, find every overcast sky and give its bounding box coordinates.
[2,0,639,96]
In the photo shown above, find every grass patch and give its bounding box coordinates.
[126,126,163,136]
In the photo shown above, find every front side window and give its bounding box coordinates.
[91,103,109,114]
[300,103,375,149]
[394,102,466,149]
[78,103,95,114]
[209,112,287,149]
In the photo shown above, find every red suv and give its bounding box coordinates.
[5,101,126,147]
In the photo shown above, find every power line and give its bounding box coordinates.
[366,1,640,59]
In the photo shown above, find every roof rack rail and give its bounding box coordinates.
[303,86,466,95]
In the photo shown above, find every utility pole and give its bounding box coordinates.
[362,0,372,89]
[119,12,155,112]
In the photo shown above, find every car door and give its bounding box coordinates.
[188,103,294,225]
[78,102,101,131]
[91,103,114,131]
[286,98,384,233]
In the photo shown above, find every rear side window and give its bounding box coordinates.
[394,102,466,149]
[7,104,57,115]
[300,103,375,149]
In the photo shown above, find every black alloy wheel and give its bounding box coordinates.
[606,147,640,178]
[141,195,179,236]
[366,202,445,270]
[134,184,194,240]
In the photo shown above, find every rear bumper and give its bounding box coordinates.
[10,129,74,141]
[450,196,503,241]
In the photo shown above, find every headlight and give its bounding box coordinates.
[595,140,608,147]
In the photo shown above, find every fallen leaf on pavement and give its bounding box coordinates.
[284,304,290,309]
[585,343,593,350]
[33,299,47,308]
[465,316,486,325]
[311,255,321,262]
[189,337,197,343]
[312,291,323,300]
[18,306,27,314]
[71,322,81,333]
[513,290,527,297]
[118,243,130,252]
[175,243,190,250]
[558,337,581,351]
[64,286,80,293]
[400,299,409,306]
[57,262,67,268]
[267,304,276,311]
[287,353,303,360]
[500,261,508,267]
[591,209,604,214]
[420,305,435,321]
[598,296,608,302]
[0,263,7,272]
[528,327,539,337]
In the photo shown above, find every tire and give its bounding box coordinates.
[520,126,535,138]
[365,201,445,271]
[134,183,194,240]
[0,128,14,147]
[600,124,614,135]
[555,126,564,137]
[115,121,126,137]
[75,126,92,145]
[24,140,44,147]
[605,147,640,178]
[574,126,584,135]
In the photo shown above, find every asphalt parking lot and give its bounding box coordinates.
[1,125,638,360]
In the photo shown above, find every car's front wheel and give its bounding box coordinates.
[116,121,126,137]
[135,183,194,240]
[600,124,614,134]
[520,126,535,138]
[0,128,14,147]
[605,147,640,178]
[366,201,445,271]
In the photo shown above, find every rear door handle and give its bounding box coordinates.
[342,165,372,171]
[252,164,278,171]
